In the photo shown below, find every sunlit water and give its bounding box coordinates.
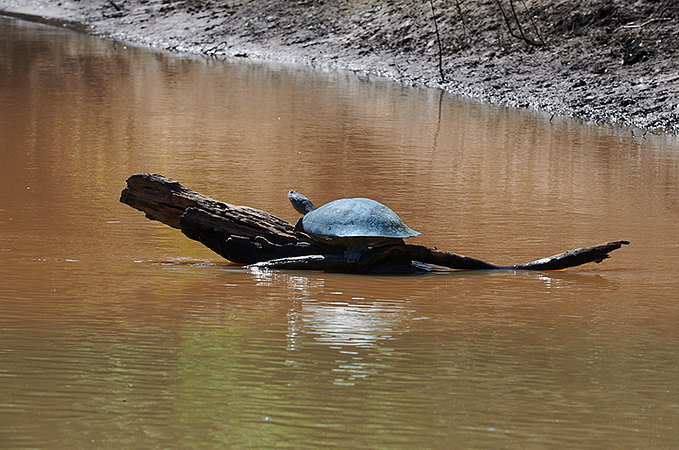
[1,16,679,449]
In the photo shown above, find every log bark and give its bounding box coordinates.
[120,173,338,264]
[120,173,629,273]
[498,240,629,270]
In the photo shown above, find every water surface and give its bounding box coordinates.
[1,16,679,449]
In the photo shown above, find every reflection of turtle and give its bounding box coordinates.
[288,190,420,262]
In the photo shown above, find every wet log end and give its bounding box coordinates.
[505,240,631,271]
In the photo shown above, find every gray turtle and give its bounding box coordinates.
[288,190,420,262]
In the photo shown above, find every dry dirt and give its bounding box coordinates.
[1,0,678,134]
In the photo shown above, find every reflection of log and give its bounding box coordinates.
[120,173,629,273]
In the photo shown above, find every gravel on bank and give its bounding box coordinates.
[1,0,678,134]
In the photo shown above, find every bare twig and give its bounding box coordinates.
[494,0,544,47]
[108,0,122,11]
[203,41,228,57]
[520,0,545,45]
[508,0,543,46]
[614,17,672,33]
[495,0,517,38]
[428,0,446,82]
[453,0,471,42]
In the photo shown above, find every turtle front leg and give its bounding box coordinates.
[344,243,369,264]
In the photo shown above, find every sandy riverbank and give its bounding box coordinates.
[1,0,677,134]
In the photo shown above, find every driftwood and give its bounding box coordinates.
[120,173,629,274]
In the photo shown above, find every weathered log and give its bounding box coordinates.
[401,245,499,270]
[400,241,631,271]
[120,173,298,240]
[120,173,629,273]
[250,245,420,274]
[179,207,333,264]
[249,254,354,272]
[499,240,630,270]
[252,241,630,273]
[120,173,339,264]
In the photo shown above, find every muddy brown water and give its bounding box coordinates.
[1,16,679,449]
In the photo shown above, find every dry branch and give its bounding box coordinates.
[614,17,672,32]
[428,0,446,82]
[120,173,337,264]
[494,0,544,47]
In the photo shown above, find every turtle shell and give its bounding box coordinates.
[301,198,420,239]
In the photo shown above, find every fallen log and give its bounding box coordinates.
[251,241,631,273]
[120,173,336,264]
[120,173,629,273]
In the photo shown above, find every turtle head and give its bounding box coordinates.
[288,190,317,214]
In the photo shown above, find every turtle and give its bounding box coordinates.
[288,190,420,262]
